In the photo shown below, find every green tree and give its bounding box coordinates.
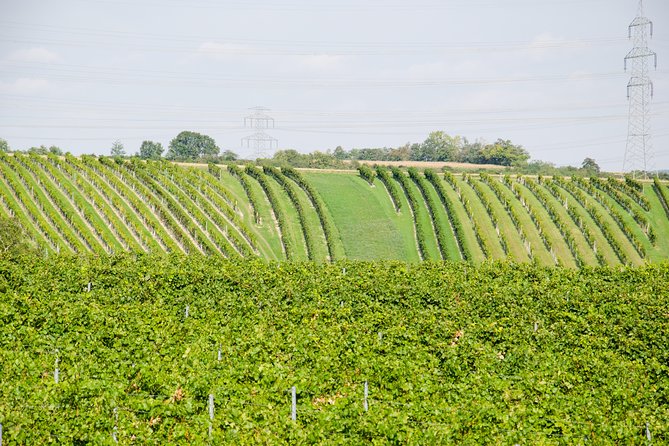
[166,131,219,160]
[27,145,49,155]
[478,139,529,166]
[111,140,126,157]
[48,145,63,156]
[221,150,238,161]
[138,140,164,160]
[414,131,462,161]
[581,157,600,174]
[0,138,9,152]
[0,217,33,257]
[333,146,347,160]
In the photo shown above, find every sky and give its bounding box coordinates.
[0,0,668,171]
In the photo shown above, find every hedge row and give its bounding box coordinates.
[244,165,293,259]
[263,166,315,261]
[0,154,64,253]
[571,176,650,254]
[357,165,376,185]
[536,176,607,265]
[423,169,470,260]
[408,168,449,260]
[84,156,182,253]
[590,177,651,239]
[375,166,402,212]
[443,171,492,257]
[227,164,261,224]
[464,174,509,256]
[479,173,535,261]
[653,177,669,220]
[620,177,651,210]
[501,175,558,262]
[282,167,339,261]
[550,177,631,264]
[391,167,428,260]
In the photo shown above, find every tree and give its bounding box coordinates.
[581,157,600,174]
[333,146,347,160]
[0,138,9,152]
[28,145,49,155]
[166,131,219,160]
[477,139,529,166]
[0,217,33,257]
[48,145,63,156]
[414,131,462,162]
[221,150,238,162]
[111,140,125,157]
[138,140,163,160]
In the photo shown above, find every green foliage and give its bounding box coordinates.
[1,256,668,443]
[477,139,530,167]
[408,168,452,260]
[245,165,293,259]
[166,131,219,160]
[110,140,126,157]
[552,176,632,264]
[427,172,471,261]
[413,131,463,161]
[208,163,221,179]
[263,165,316,260]
[0,138,9,152]
[375,166,402,212]
[0,216,34,257]
[392,168,428,260]
[653,177,669,220]
[282,167,339,261]
[221,150,238,161]
[581,157,600,174]
[357,165,376,185]
[0,154,668,265]
[227,164,261,224]
[266,149,345,169]
[138,140,164,160]
[464,175,510,256]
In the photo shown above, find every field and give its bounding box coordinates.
[1,154,669,444]
[0,256,667,444]
[1,153,669,265]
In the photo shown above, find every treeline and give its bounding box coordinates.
[333,132,530,167]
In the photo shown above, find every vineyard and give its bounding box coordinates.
[0,256,667,443]
[1,153,669,265]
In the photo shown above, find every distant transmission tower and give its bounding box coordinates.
[242,107,278,159]
[623,0,657,177]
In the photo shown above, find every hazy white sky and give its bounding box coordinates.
[0,0,667,170]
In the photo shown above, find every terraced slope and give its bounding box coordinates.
[0,153,668,265]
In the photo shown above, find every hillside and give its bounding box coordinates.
[1,153,669,265]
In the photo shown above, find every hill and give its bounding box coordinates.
[1,153,669,265]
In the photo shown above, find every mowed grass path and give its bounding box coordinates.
[305,172,419,261]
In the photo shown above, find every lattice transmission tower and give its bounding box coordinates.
[623,0,657,177]
[242,107,278,160]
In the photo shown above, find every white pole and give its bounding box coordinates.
[291,387,296,421]
[54,357,59,383]
[112,407,118,443]
[364,381,369,412]
[208,394,214,437]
